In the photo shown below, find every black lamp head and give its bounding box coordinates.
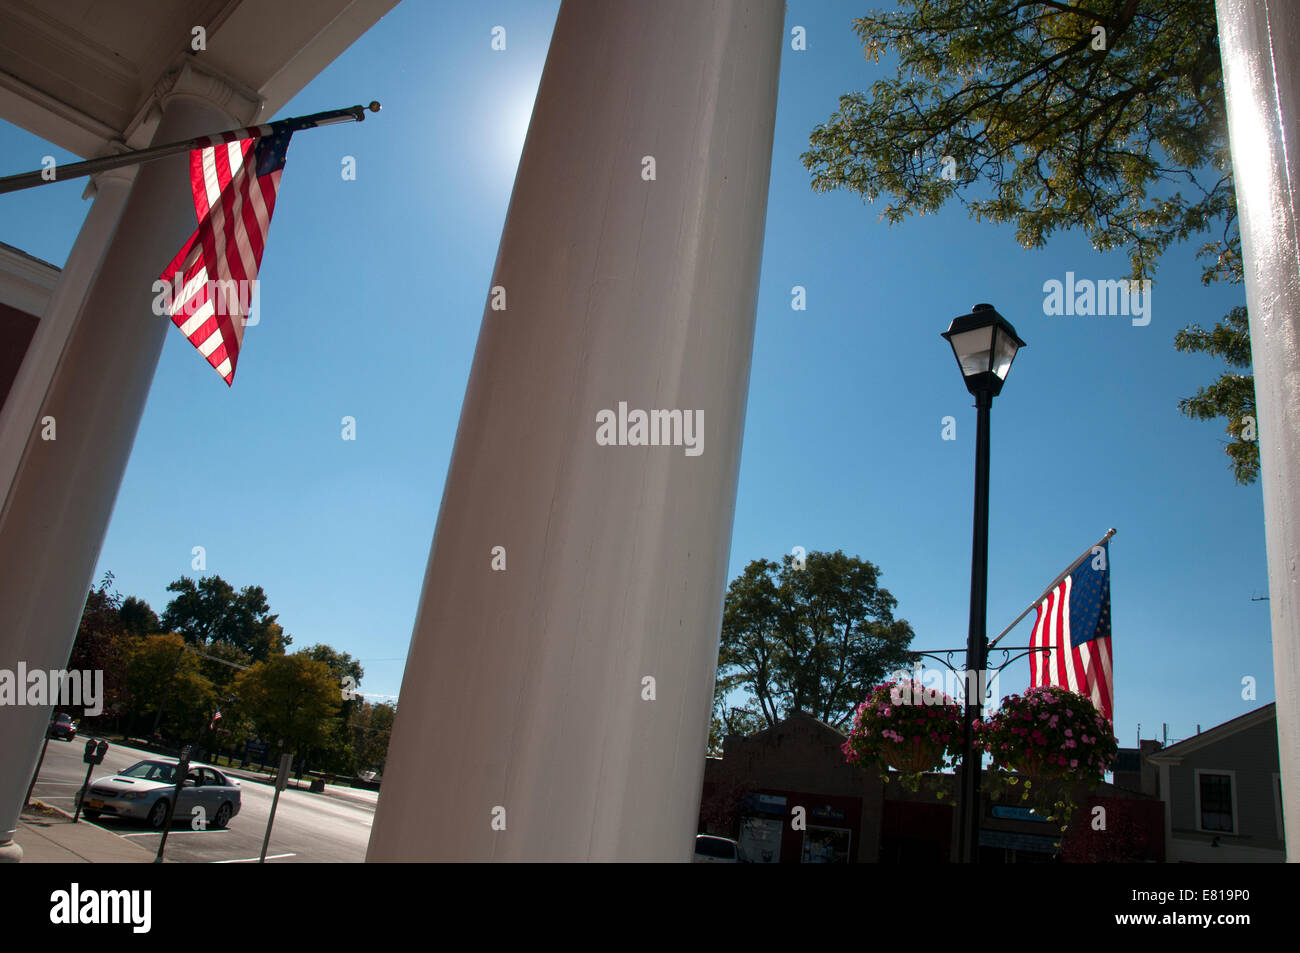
[941,303,1026,397]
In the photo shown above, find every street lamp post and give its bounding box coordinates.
[941,303,1025,864]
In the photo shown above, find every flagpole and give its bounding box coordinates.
[0,102,381,196]
[987,527,1117,649]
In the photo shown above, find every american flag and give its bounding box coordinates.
[158,123,293,385]
[1029,540,1113,722]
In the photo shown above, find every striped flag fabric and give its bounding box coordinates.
[1029,540,1113,722]
[158,123,293,385]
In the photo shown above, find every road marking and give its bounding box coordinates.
[212,853,296,863]
[118,829,231,837]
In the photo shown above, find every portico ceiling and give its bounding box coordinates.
[0,0,399,158]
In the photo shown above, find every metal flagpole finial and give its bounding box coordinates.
[368,101,382,113]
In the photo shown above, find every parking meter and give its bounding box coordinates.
[156,744,193,862]
[83,739,108,765]
[73,739,108,822]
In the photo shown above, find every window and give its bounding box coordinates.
[1197,771,1235,833]
[801,825,852,863]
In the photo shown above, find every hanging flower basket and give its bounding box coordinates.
[879,736,948,774]
[1017,751,1074,783]
[843,680,964,789]
[977,687,1117,827]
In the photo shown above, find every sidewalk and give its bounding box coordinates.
[15,800,159,863]
[218,765,380,808]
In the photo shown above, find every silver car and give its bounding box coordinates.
[693,834,747,863]
[81,758,241,830]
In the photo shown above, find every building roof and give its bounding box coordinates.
[0,241,59,273]
[732,709,847,742]
[1145,703,1276,764]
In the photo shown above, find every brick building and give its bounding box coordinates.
[699,710,1164,862]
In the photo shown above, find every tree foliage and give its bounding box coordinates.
[66,573,142,723]
[1175,305,1256,483]
[714,550,915,734]
[233,652,339,761]
[300,644,364,692]
[803,0,1257,483]
[195,641,253,697]
[160,574,289,661]
[123,632,214,739]
[347,700,396,774]
[118,596,160,637]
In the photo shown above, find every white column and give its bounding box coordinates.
[0,165,135,504]
[1216,0,1300,861]
[367,0,783,862]
[0,76,252,860]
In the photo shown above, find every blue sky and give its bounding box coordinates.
[1,1,1271,749]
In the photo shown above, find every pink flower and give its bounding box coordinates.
[1064,729,1073,737]
[1070,759,1078,768]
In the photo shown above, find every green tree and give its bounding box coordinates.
[300,644,364,698]
[118,595,160,637]
[233,652,339,766]
[346,699,396,774]
[160,574,289,661]
[123,633,215,741]
[194,641,253,697]
[803,0,1256,483]
[708,685,764,756]
[714,549,915,735]
[1175,305,1256,483]
[66,573,138,725]
[299,644,368,773]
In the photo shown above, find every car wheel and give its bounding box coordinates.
[147,799,170,830]
[213,802,233,830]
[83,810,100,821]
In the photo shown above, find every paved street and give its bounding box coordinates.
[29,739,375,862]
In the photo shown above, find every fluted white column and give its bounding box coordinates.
[0,72,254,860]
[367,0,783,862]
[1216,0,1300,861]
[0,165,134,506]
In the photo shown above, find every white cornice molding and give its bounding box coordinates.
[0,243,60,318]
[0,67,119,158]
[151,56,263,130]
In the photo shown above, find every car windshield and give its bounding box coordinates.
[120,761,178,783]
[695,837,736,858]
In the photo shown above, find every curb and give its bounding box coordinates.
[24,798,164,861]
[219,767,380,808]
